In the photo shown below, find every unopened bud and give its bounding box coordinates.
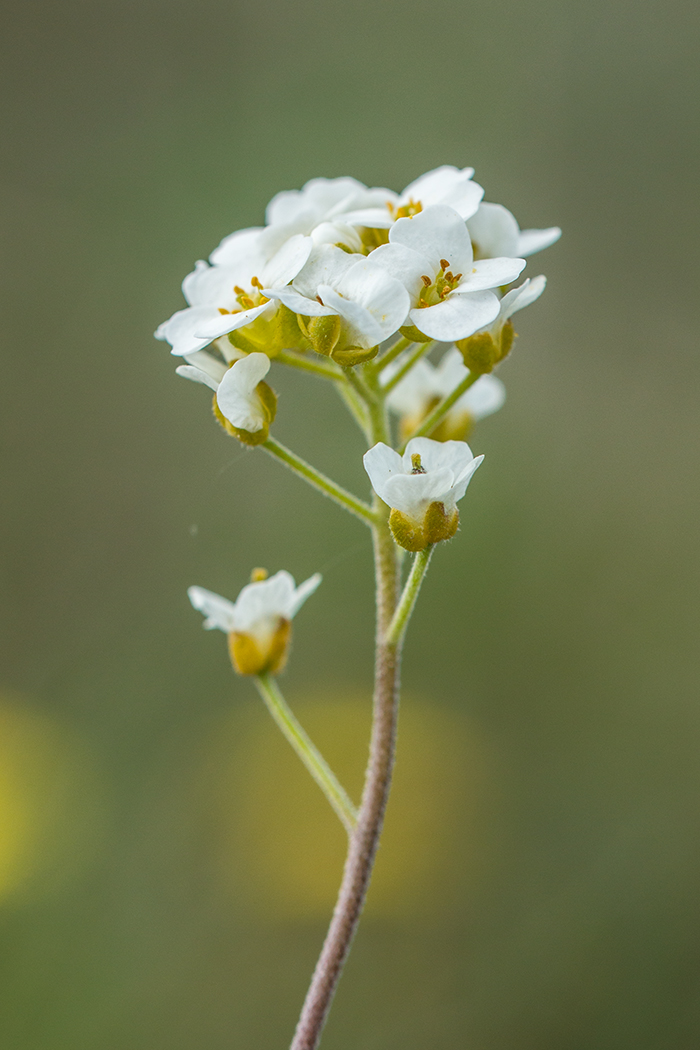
[455,331,499,374]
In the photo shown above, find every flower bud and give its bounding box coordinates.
[455,331,499,374]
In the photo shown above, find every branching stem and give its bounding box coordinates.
[254,674,358,835]
[262,438,377,526]
[381,340,436,395]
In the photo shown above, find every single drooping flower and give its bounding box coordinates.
[264,244,410,365]
[343,165,485,229]
[369,205,526,343]
[467,202,561,261]
[384,347,505,442]
[457,275,547,374]
[363,437,483,552]
[155,232,312,359]
[177,352,277,445]
[188,570,322,676]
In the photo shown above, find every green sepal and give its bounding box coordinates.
[455,331,499,374]
[389,502,459,551]
[307,314,341,356]
[399,324,433,343]
[331,344,379,367]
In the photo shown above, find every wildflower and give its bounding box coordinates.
[370,205,525,342]
[363,437,483,551]
[188,570,322,676]
[457,275,547,374]
[264,244,410,365]
[384,347,505,442]
[155,233,312,358]
[177,352,277,445]
[467,202,561,260]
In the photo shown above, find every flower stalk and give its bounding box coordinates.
[262,437,377,525]
[254,674,358,835]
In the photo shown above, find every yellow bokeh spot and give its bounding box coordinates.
[204,693,499,922]
[0,695,104,903]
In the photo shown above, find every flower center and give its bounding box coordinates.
[393,197,423,220]
[218,277,269,315]
[410,453,427,474]
[416,259,464,308]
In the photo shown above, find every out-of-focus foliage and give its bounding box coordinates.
[1,0,699,1047]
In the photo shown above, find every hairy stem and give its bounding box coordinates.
[385,545,434,647]
[400,369,481,450]
[262,438,377,526]
[289,511,402,1050]
[254,674,358,835]
[276,350,344,381]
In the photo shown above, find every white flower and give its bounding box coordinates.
[176,352,276,443]
[457,275,547,373]
[467,202,561,260]
[370,205,525,342]
[343,165,485,229]
[188,570,322,676]
[363,437,483,551]
[264,244,410,364]
[384,347,505,441]
[155,231,312,358]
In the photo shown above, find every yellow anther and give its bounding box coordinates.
[218,307,231,315]
[251,567,269,582]
[233,285,246,295]
[250,275,263,290]
[410,453,426,474]
[440,258,450,271]
[421,275,432,288]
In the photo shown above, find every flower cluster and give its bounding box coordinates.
[161,166,559,663]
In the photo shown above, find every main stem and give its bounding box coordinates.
[289,427,402,1050]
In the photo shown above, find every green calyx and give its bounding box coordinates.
[456,320,515,374]
[389,502,459,552]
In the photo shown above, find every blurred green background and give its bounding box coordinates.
[1,0,699,1046]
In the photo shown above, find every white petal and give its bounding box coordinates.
[216,353,270,432]
[288,573,323,617]
[363,443,403,502]
[317,285,385,348]
[266,177,371,227]
[368,243,434,303]
[259,234,313,288]
[499,275,547,321]
[389,205,474,274]
[333,261,410,333]
[517,227,561,257]
[156,305,223,356]
[293,244,361,299]
[401,167,483,220]
[403,437,475,478]
[209,227,266,268]
[183,349,228,383]
[467,203,520,259]
[452,454,484,502]
[194,301,273,340]
[310,222,363,252]
[409,291,500,341]
[188,586,238,632]
[264,287,336,317]
[433,346,468,394]
[383,467,456,517]
[175,365,220,391]
[342,206,395,229]
[454,256,526,292]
